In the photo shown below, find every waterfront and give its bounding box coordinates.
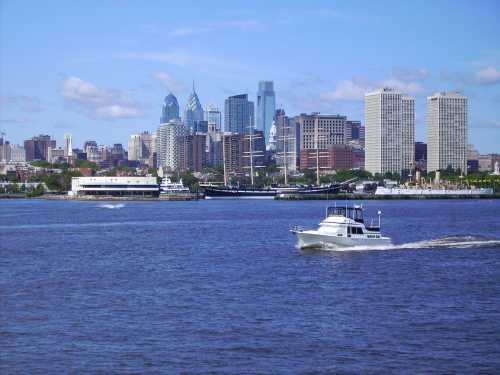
[1,199,500,373]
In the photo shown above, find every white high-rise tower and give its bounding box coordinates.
[427,92,468,174]
[364,87,415,176]
[64,133,73,157]
[156,120,185,171]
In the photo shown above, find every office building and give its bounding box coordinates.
[128,131,156,166]
[427,92,468,174]
[179,133,207,172]
[256,81,275,146]
[364,87,415,176]
[207,131,223,168]
[24,135,56,161]
[193,120,208,133]
[224,94,254,134]
[223,133,243,177]
[84,141,100,163]
[298,113,347,151]
[157,119,185,171]
[204,105,222,132]
[9,144,26,162]
[0,137,10,162]
[478,154,500,172]
[160,93,180,123]
[300,145,354,171]
[110,144,127,167]
[48,147,66,164]
[64,134,73,157]
[346,120,361,143]
[415,142,427,171]
[184,85,204,132]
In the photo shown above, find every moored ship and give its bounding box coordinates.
[204,183,340,199]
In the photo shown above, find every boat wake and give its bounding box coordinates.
[97,203,125,209]
[304,236,500,252]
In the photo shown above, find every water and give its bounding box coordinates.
[1,199,500,373]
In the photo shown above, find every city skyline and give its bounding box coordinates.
[1,1,499,152]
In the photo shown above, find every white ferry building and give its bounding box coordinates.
[69,176,159,197]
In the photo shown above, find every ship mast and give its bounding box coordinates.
[308,116,328,186]
[222,132,228,186]
[243,114,264,186]
[276,110,294,186]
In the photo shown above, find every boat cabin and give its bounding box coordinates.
[327,206,364,223]
[326,206,381,232]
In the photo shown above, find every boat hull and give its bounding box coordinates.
[292,230,392,250]
[204,188,276,199]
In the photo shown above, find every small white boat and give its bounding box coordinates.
[291,205,392,250]
[160,177,190,194]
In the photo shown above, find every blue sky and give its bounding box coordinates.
[1,0,499,153]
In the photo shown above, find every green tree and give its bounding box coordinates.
[26,184,44,197]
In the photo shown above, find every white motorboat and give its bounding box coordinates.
[291,205,392,250]
[160,177,190,194]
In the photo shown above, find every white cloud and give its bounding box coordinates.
[60,76,142,120]
[319,75,424,104]
[153,72,185,93]
[475,66,500,85]
[320,80,372,101]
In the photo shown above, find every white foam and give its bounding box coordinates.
[97,203,125,209]
[301,236,500,252]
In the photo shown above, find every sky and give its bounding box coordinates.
[1,0,499,153]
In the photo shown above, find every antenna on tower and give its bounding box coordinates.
[192,80,195,93]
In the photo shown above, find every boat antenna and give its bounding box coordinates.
[378,210,382,228]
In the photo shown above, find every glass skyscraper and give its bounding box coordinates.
[184,85,204,132]
[256,81,275,146]
[160,93,180,124]
[224,94,254,134]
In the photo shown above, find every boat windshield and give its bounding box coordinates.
[327,206,364,223]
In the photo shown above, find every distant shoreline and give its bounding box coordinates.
[1,193,499,201]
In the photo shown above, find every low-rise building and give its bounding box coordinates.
[69,176,159,197]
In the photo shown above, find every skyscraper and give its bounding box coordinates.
[204,105,222,132]
[128,134,142,162]
[128,131,155,166]
[179,133,207,172]
[256,81,275,146]
[427,92,468,174]
[24,135,56,161]
[224,94,254,134]
[364,87,415,176]
[157,119,185,171]
[64,133,73,157]
[297,113,347,171]
[160,93,180,124]
[0,137,11,162]
[184,84,204,132]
